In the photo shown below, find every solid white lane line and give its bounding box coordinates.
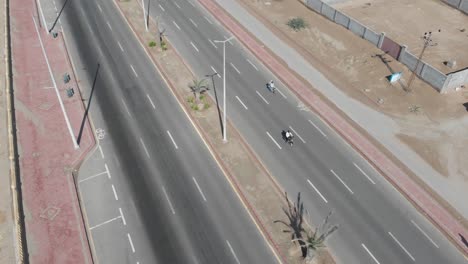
[158,4,165,11]
[106,21,112,31]
[118,41,124,52]
[204,16,213,24]
[98,144,105,158]
[192,177,207,202]
[226,240,241,264]
[230,62,241,74]
[119,208,127,226]
[130,65,138,77]
[210,66,220,77]
[256,91,269,105]
[208,39,217,49]
[97,3,103,12]
[266,131,282,150]
[410,220,439,248]
[167,131,178,149]
[330,169,354,194]
[246,59,258,71]
[146,94,156,109]
[89,216,121,230]
[174,2,181,8]
[189,18,198,28]
[288,126,306,143]
[361,244,381,264]
[308,119,327,138]
[353,163,376,184]
[140,138,150,158]
[105,163,111,179]
[172,21,181,30]
[162,187,176,214]
[78,171,107,183]
[388,232,415,261]
[190,41,199,52]
[127,233,136,253]
[111,184,119,200]
[307,180,328,203]
[235,96,248,110]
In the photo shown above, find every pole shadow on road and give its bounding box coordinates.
[49,0,70,33]
[77,63,100,145]
[206,73,224,136]
[460,233,468,248]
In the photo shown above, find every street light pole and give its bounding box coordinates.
[406,30,440,92]
[214,36,234,142]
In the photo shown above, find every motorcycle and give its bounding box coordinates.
[281,130,294,146]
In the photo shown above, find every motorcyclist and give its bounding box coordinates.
[269,80,276,93]
[285,130,293,141]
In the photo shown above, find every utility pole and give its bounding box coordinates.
[214,36,234,142]
[406,30,440,92]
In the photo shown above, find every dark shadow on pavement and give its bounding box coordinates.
[77,63,100,145]
[206,73,224,136]
[463,102,468,112]
[372,52,408,92]
[460,233,468,248]
[49,0,70,33]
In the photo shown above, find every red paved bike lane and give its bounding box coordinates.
[10,1,95,263]
[198,0,468,256]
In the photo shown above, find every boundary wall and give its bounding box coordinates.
[304,0,468,93]
[442,0,468,15]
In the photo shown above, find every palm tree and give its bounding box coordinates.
[189,78,209,102]
[274,192,308,258]
[296,211,339,259]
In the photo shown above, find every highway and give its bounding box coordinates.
[144,0,468,263]
[43,0,281,263]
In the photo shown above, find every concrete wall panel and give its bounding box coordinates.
[334,11,350,28]
[348,19,365,37]
[306,0,323,12]
[421,64,447,91]
[443,0,462,7]
[363,28,380,46]
[321,3,336,21]
[460,0,468,13]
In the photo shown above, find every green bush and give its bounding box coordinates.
[204,103,210,109]
[187,96,194,103]
[287,17,307,31]
[199,95,205,100]
[149,41,157,47]
[161,40,168,51]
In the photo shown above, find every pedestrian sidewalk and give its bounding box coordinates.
[10,0,95,262]
[198,0,468,255]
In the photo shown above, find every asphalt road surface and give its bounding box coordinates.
[143,0,468,263]
[40,0,281,263]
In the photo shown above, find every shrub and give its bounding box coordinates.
[149,41,157,47]
[287,17,307,31]
[199,95,205,100]
[187,96,194,103]
[204,103,210,109]
[161,40,168,51]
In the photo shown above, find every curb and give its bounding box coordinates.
[197,0,468,256]
[113,1,288,262]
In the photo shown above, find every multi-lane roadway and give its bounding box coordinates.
[40,0,468,262]
[43,0,281,263]
[143,0,467,263]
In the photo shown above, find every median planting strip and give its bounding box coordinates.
[114,0,336,263]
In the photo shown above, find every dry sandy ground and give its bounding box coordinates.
[238,0,468,219]
[333,0,468,74]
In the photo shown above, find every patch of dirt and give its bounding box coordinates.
[333,0,468,73]
[397,134,448,177]
[238,0,468,184]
